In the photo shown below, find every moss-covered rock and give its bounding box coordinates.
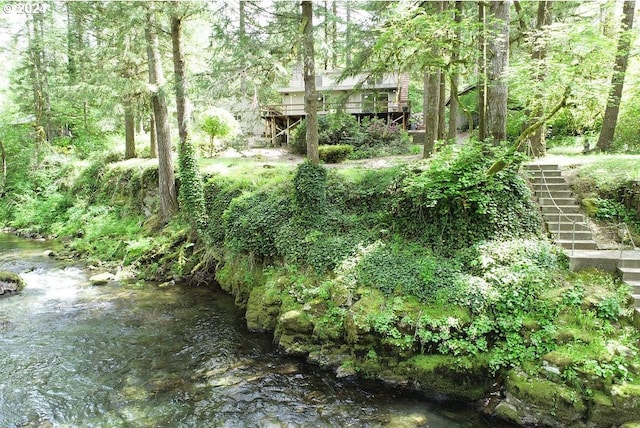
[504,369,587,428]
[278,309,314,334]
[245,285,282,332]
[276,333,316,356]
[214,259,263,308]
[394,354,493,402]
[0,271,26,296]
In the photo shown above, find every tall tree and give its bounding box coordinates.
[302,0,319,165]
[447,1,464,142]
[145,6,178,222]
[596,0,636,152]
[525,1,553,157]
[423,1,444,157]
[477,1,487,141]
[486,1,510,143]
[171,9,208,231]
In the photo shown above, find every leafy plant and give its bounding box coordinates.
[318,144,353,163]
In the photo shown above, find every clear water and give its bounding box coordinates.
[0,233,510,428]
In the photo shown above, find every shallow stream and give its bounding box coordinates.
[0,233,511,427]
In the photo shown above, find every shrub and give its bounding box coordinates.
[355,240,458,301]
[391,142,541,252]
[293,161,327,218]
[223,188,293,259]
[291,113,411,159]
[318,144,353,163]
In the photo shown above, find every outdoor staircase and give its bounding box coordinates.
[525,163,640,319]
[525,164,598,250]
[619,258,640,309]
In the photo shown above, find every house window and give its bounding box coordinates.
[361,92,376,112]
[315,75,323,87]
[318,94,332,112]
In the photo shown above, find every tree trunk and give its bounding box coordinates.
[477,1,487,141]
[0,138,6,196]
[525,1,552,157]
[145,8,178,222]
[448,1,463,142]
[596,0,636,152]
[486,1,510,144]
[423,69,440,158]
[437,68,446,141]
[302,1,319,165]
[331,1,338,69]
[423,1,443,157]
[149,113,157,158]
[239,0,247,95]
[124,97,136,159]
[172,13,208,231]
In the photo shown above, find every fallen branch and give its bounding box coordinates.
[487,86,571,176]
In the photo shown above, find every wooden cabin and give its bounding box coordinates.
[262,66,410,145]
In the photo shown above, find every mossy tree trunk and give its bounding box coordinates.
[145,6,178,222]
[447,1,463,142]
[171,12,208,232]
[486,1,510,144]
[525,1,552,158]
[124,96,136,159]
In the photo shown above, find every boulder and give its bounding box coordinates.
[89,272,116,285]
[0,271,26,297]
[42,249,56,257]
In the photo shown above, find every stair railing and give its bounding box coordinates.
[619,223,638,259]
[530,164,580,256]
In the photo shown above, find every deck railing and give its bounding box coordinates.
[262,100,410,116]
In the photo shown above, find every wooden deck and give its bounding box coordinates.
[261,101,410,146]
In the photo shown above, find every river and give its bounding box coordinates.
[0,233,511,427]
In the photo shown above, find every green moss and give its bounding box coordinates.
[542,351,575,369]
[395,354,492,401]
[0,271,26,292]
[245,285,282,332]
[214,258,264,308]
[506,369,587,420]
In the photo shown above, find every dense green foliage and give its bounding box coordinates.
[392,143,540,252]
[318,144,353,163]
[178,140,208,233]
[569,158,640,239]
[291,114,411,161]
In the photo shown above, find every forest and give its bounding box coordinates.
[1,1,640,427]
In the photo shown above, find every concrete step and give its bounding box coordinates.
[557,240,599,250]
[540,205,581,214]
[538,197,577,206]
[528,170,563,178]
[620,259,640,269]
[532,183,570,191]
[543,213,588,223]
[625,280,640,295]
[552,230,594,241]
[619,267,640,282]
[534,190,573,199]
[525,164,559,171]
[545,221,590,232]
[529,176,567,185]
[632,295,640,310]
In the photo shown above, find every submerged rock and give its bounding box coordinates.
[0,271,26,297]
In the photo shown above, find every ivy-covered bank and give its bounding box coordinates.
[2,144,640,428]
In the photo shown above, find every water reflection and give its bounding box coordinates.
[0,234,509,427]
